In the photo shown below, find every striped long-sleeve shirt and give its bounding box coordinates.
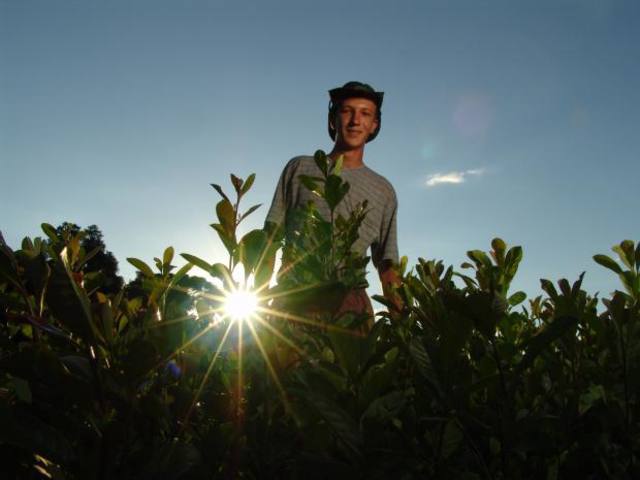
[265,156,399,271]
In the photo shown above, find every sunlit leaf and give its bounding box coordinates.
[127,257,155,277]
[180,253,211,273]
[240,173,255,195]
[216,199,236,233]
[163,246,174,268]
[612,241,634,270]
[491,238,506,265]
[331,155,343,176]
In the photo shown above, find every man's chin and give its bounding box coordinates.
[336,138,367,151]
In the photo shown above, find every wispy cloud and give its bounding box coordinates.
[425,168,484,187]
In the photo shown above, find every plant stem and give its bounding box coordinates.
[490,337,509,477]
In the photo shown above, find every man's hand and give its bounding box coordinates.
[378,260,404,320]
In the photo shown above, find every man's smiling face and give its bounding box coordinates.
[332,97,379,150]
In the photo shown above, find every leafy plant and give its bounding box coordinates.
[1,166,639,479]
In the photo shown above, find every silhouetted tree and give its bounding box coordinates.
[54,222,124,294]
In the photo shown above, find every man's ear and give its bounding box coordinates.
[329,109,339,131]
[369,116,379,135]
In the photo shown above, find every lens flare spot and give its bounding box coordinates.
[223,288,258,321]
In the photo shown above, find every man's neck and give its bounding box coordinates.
[328,146,365,169]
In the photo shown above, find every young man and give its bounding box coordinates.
[265,81,400,321]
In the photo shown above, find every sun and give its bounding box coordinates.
[223,287,259,322]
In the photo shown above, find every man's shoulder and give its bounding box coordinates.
[283,155,320,175]
[360,165,397,200]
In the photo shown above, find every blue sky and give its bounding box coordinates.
[2,0,639,303]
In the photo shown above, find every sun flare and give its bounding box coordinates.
[223,288,259,321]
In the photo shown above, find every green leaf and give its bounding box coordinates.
[145,442,203,480]
[489,437,501,456]
[508,291,526,306]
[332,155,344,176]
[240,173,255,195]
[491,237,506,253]
[12,377,32,404]
[98,299,114,344]
[254,239,279,288]
[612,240,635,269]
[21,250,49,301]
[230,173,243,194]
[467,250,492,269]
[180,253,212,273]
[210,183,230,202]
[216,199,236,233]
[441,419,464,459]
[301,390,362,457]
[361,390,407,424]
[0,405,75,464]
[153,257,163,271]
[504,246,523,274]
[325,174,347,211]
[466,291,501,339]
[314,149,328,176]
[540,278,558,300]
[238,229,267,274]
[127,257,155,277]
[210,263,233,287]
[239,203,262,223]
[163,246,174,267]
[578,384,606,415]
[299,174,323,196]
[519,315,579,371]
[77,245,102,271]
[41,222,59,242]
[60,355,93,382]
[210,223,237,257]
[408,337,442,397]
[491,238,506,265]
[359,355,398,408]
[593,254,623,274]
[620,270,637,297]
[328,321,363,379]
[558,278,571,297]
[167,263,193,293]
[123,339,159,380]
[46,255,100,344]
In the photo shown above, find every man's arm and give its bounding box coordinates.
[378,259,403,317]
[373,182,402,317]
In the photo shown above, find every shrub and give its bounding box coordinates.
[1,151,638,478]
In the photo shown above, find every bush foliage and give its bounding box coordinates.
[1,150,639,479]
